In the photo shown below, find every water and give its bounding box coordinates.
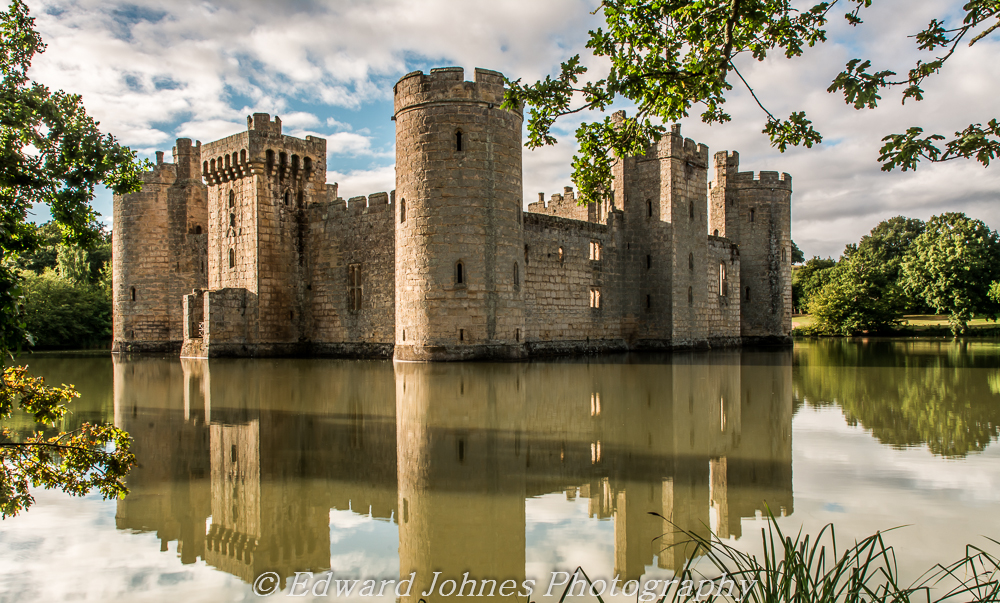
[1,340,999,602]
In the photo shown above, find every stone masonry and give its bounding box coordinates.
[112,67,792,360]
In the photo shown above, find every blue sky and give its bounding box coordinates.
[25,0,1000,258]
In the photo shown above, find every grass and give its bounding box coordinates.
[791,315,1000,337]
[644,512,1000,603]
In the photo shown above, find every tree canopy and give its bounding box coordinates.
[503,0,1000,203]
[900,212,1000,334]
[0,0,141,517]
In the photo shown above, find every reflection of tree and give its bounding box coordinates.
[794,339,1000,457]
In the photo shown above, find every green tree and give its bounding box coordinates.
[901,212,1000,335]
[806,245,904,335]
[0,0,141,517]
[853,216,928,313]
[20,270,111,350]
[502,0,1000,203]
[791,255,836,311]
[791,240,805,264]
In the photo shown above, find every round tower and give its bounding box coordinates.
[393,67,525,361]
[730,171,793,341]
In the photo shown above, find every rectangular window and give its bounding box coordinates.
[348,264,362,313]
[590,288,601,308]
[589,241,601,261]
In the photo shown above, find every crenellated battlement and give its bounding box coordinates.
[393,67,511,117]
[732,171,792,190]
[247,112,282,136]
[200,115,325,187]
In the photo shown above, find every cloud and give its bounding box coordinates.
[23,0,1000,257]
[327,165,396,199]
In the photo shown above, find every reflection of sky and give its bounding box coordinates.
[1,397,999,599]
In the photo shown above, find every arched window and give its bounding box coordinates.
[228,190,235,208]
[229,248,236,269]
[688,252,694,271]
[782,247,787,262]
[130,287,136,302]
[745,286,751,302]
[202,161,208,175]
[456,261,464,285]
[558,247,564,264]
[455,130,463,152]
[646,294,651,309]
[231,152,238,167]
[646,255,652,269]
[513,262,519,288]
[224,154,230,169]
[304,156,312,178]
[195,225,202,234]
[400,199,406,223]
[284,191,290,206]
[688,286,694,306]
[229,213,235,228]
[647,200,653,218]
[720,262,728,296]
[689,200,694,220]
[524,244,529,265]
[240,149,246,164]
[210,158,216,172]
[266,150,275,174]
[750,208,755,223]
[713,229,719,236]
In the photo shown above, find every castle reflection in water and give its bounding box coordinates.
[112,351,793,595]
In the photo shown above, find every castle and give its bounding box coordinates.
[112,67,792,361]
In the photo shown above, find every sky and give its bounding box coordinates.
[23,0,1000,259]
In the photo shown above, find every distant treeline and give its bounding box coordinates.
[7,222,112,350]
[793,213,1000,335]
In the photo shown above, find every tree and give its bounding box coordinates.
[791,240,805,264]
[854,216,928,313]
[0,0,142,517]
[900,212,1000,335]
[791,255,836,311]
[806,245,904,335]
[502,0,1000,203]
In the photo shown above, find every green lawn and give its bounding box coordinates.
[792,314,1000,332]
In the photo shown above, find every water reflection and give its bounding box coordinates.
[794,339,1000,457]
[110,351,793,594]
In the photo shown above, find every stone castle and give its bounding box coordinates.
[112,67,792,361]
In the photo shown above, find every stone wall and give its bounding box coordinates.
[521,212,627,354]
[305,191,396,358]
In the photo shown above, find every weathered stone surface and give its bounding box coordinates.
[113,68,792,361]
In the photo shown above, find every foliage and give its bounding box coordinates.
[0,367,134,518]
[900,213,1000,335]
[790,240,805,264]
[0,0,142,517]
[806,246,904,335]
[502,0,1000,203]
[653,510,1000,603]
[19,270,111,350]
[791,256,836,312]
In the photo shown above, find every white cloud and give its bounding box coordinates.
[22,0,1000,257]
[327,165,396,199]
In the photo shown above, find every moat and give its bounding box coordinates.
[1,339,999,601]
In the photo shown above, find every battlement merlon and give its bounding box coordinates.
[610,114,709,165]
[732,170,793,190]
[392,67,517,117]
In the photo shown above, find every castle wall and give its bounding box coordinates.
[521,213,627,354]
[705,236,742,344]
[304,191,396,357]
[112,139,207,353]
